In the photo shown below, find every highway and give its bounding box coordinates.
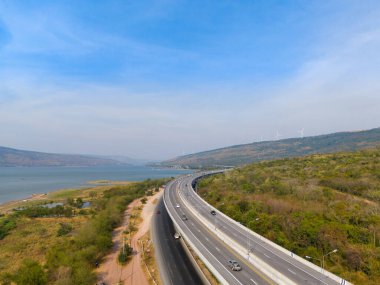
[151,197,204,285]
[164,177,276,285]
[164,172,349,285]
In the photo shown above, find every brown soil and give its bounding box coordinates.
[97,189,163,285]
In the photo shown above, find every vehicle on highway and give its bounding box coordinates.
[228,260,242,271]
[176,204,180,208]
[174,232,181,239]
[157,210,161,214]
[210,210,216,215]
[181,214,188,221]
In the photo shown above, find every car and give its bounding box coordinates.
[156,210,161,214]
[228,260,242,271]
[181,214,188,221]
[176,204,180,208]
[210,210,216,215]
[174,232,181,239]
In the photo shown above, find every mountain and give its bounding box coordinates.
[92,155,152,166]
[161,127,380,168]
[0,146,125,167]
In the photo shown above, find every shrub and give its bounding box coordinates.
[57,223,73,237]
[118,244,133,264]
[14,259,47,285]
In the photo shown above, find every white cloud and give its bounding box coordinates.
[0,2,380,160]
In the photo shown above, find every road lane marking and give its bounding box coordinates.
[193,205,275,285]
[264,254,271,259]
[250,279,258,285]
[168,174,275,285]
[215,247,220,252]
[288,269,297,275]
[165,192,244,285]
[174,177,275,285]
[190,186,330,285]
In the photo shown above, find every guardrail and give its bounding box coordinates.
[178,183,293,285]
[188,173,352,285]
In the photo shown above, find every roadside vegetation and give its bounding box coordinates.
[198,147,380,285]
[0,179,168,285]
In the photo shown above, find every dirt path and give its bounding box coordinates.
[97,189,163,285]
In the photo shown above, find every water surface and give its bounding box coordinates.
[0,166,191,204]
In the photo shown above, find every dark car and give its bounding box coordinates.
[156,210,161,214]
[210,210,216,215]
[228,260,242,271]
[181,214,188,221]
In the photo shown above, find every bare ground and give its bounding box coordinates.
[97,189,163,285]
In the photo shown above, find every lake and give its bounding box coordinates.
[0,166,191,204]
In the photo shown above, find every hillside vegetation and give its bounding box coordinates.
[198,147,380,285]
[0,179,168,284]
[162,127,380,168]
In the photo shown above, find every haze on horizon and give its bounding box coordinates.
[1,1,380,161]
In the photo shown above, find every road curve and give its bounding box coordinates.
[164,172,350,285]
[165,176,275,285]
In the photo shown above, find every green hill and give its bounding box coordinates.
[197,147,380,284]
[0,146,125,167]
[162,127,380,168]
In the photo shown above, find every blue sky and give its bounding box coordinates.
[1,1,380,160]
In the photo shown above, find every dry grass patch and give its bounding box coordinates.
[140,231,161,285]
[0,216,87,275]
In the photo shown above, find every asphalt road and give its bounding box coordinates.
[165,178,276,285]
[176,172,345,285]
[151,197,204,285]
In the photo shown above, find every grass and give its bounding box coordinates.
[0,183,110,280]
[198,147,380,285]
[0,179,169,284]
[0,216,86,276]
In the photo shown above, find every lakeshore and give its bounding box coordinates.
[0,165,191,205]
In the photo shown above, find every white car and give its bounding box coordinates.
[176,204,180,208]
[228,260,242,271]
[174,232,181,239]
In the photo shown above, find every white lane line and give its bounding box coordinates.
[189,185,330,285]
[264,254,271,259]
[165,190,244,285]
[205,237,209,241]
[250,279,258,285]
[288,269,297,275]
[215,247,220,252]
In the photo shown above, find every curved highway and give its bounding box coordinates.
[164,172,350,285]
[164,176,276,285]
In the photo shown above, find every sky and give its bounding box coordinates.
[0,0,380,160]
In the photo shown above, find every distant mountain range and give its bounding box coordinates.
[0,147,128,167]
[161,127,380,168]
[92,155,153,166]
